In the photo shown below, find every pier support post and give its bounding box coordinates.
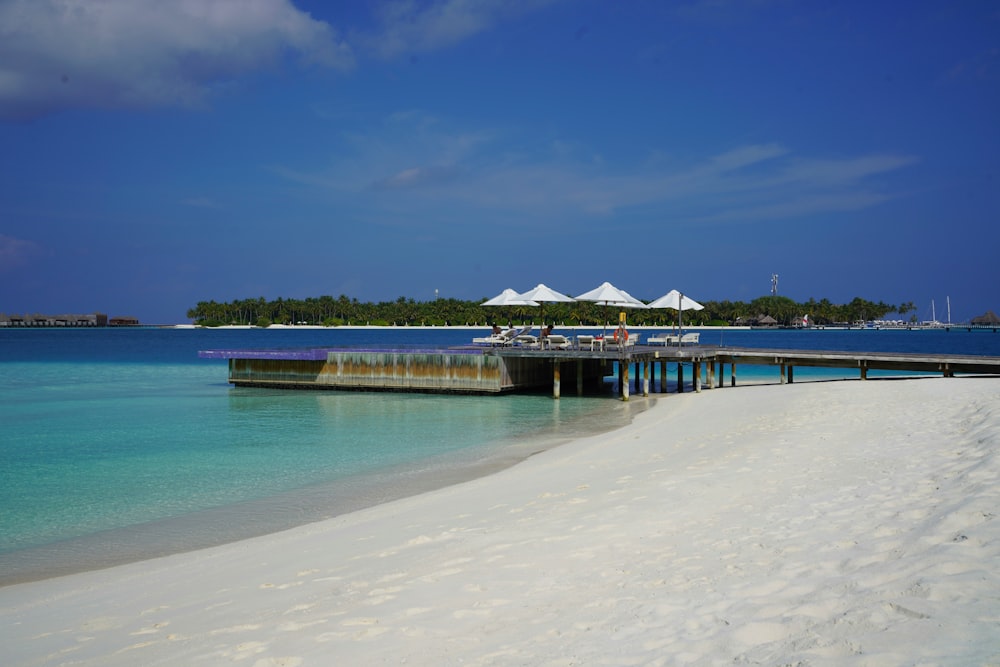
[677,363,685,393]
[788,365,794,383]
[660,361,667,393]
[576,359,584,396]
[621,362,630,401]
[731,363,736,387]
[780,362,787,384]
[643,361,650,396]
[860,362,868,380]
[553,361,561,399]
[708,361,715,389]
[695,361,702,393]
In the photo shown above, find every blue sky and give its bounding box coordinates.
[1,0,997,324]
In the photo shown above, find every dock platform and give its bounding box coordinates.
[199,342,1000,399]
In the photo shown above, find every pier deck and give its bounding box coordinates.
[199,343,1000,399]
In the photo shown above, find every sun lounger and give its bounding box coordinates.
[680,332,700,345]
[471,327,518,346]
[603,332,640,350]
[511,327,538,346]
[647,333,680,346]
[541,334,570,350]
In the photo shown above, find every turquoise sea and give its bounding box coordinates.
[1,326,997,585]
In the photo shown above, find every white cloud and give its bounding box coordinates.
[0,0,353,120]
[364,0,555,59]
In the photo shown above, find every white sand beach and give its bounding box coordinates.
[3,378,999,666]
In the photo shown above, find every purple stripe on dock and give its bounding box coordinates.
[198,346,486,360]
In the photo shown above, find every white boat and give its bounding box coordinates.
[919,297,951,329]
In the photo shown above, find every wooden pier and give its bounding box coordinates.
[199,342,1000,399]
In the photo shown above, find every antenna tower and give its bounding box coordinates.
[771,273,779,296]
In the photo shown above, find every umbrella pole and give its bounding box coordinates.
[677,307,683,348]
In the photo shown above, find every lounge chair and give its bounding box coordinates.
[540,334,570,350]
[647,333,680,346]
[511,326,537,346]
[603,332,640,350]
[471,327,518,346]
[680,332,700,345]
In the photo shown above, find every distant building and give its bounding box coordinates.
[971,311,1000,325]
[752,314,779,327]
[0,312,117,327]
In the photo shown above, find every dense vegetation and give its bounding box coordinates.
[187,295,917,328]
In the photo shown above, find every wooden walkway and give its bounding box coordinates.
[575,345,1000,400]
[199,343,1000,399]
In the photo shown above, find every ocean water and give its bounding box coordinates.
[0,327,646,584]
[1,326,997,584]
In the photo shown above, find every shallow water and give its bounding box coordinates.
[0,328,643,583]
[1,325,996,584]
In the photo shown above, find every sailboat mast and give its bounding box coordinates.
[947,296,951,324]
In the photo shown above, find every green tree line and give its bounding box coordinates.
[187,294,918,328]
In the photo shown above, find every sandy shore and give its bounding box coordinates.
[3,378,999,666]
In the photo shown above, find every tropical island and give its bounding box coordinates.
[187,294,924,329]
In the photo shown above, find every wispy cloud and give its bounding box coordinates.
[362,0,556,59]
[0,0,354,121]
[944,46,1000,83]
[373,165,462,190]
[0,234,41,271]
[274,112,918,229]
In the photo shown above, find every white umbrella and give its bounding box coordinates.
[482,288,538,328]
[518,283,575,328]
[575,282,648,339]
[618,289,648,309]
[647,289,704,311]
[481,288,539,307]
[575,281,648,308]
[648,289,704,346]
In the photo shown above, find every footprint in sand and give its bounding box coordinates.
[338,618,388,641]
[277,620,329,632]
[130,621,169,636]
[283,603,316,615]
[80,616,122,632]
[253,659,303,667]
[226,641,268,660]
[404,607,434,617]
[140,605,169,616]
[209,624,263,636]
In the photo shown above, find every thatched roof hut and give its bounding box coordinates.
[971,310,1000,325]
[755,314,778,326]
